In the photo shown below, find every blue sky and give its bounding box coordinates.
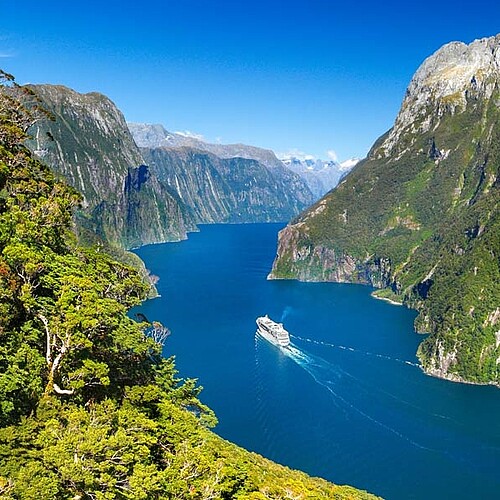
[2,0,500,161]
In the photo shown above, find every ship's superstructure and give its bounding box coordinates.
[256,315,290,348]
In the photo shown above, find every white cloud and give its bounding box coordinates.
[0,36,15,58]
[326,150,338,162]
[277,148,316,162]
[174,130,205,141]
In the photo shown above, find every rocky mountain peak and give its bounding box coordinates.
[30,85,133,145]
[269,34,500,386]
[128,122,284,169]
[379,34,500,157]
[27,84,144,201]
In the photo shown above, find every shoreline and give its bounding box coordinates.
[425,366,500,388]
[370,291,403,306]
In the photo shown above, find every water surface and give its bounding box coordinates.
[133,223,500,499]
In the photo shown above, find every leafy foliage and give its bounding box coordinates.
[0,72,377,499]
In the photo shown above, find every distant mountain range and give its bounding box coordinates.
[269,34,500,386]
[128,123,285,169]
[129,122,358,199]
[279,154,359,198]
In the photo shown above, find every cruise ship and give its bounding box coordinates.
[256,315,290,348]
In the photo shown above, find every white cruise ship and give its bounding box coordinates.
[256,315,290,348]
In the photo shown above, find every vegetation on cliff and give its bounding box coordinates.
[270,36,500,385]
[0,71,377,499]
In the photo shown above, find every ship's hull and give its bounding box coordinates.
[257,323,290,349]
[256,326,290,349]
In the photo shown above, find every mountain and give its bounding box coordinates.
[142,146,313,223]
[128,122,314,222]
[279,154,358,198]
[128,122,285,168]
[270,35,500,386]
[129,123,357,199]
[25,85,196,248]
[25,91,314,249]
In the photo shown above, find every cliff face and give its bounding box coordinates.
[26,85,195,247]
[130,122,344,201]
[142,146,314,224]
[270,35,500,386]
[272,221,391,286]
[26,88,313,248]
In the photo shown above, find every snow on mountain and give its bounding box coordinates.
[278,153,357,199]
[339,158,360,171]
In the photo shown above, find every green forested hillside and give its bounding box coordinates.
[270,37,500,385]
[0,72,377,499]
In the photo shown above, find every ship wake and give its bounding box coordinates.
[290,334,420,368]
[281,340,441,451]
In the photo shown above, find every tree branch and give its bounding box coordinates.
[38,313,51,365]
[53,383,74,395]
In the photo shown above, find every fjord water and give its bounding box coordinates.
[133,224,500,500]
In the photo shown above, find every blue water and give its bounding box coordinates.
[132,223,500,499]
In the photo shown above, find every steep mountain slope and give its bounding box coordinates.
[128,122,285,169]
[143,146,314,223]
[25,85,195,248]
[130,122,355,201]
[131,122,316,217]
[270,35,500,385]
[25,90,313,248]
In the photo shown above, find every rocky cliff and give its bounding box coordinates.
[26,86,314,249]
[142,146,314,223]
[128,122,285,169]
[129,122,351,200]
[129,122,314,221]
[270,35,500,386]
[26,85,196,248]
